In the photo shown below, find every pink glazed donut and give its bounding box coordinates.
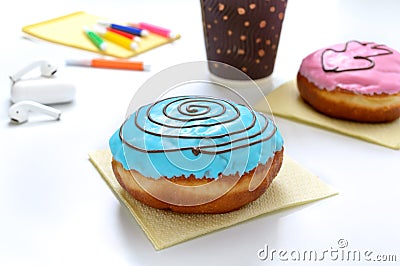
[297,40,400,123]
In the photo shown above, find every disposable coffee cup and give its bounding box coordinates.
[201,0,287,80]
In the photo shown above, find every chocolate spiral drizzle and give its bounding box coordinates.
[321,40,393,73]
[119,96,276,156]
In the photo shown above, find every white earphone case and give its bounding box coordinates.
[11,78,76,104]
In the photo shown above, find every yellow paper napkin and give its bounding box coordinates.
[255,80,400,149]
[22,11,181,58]
[88,149,337,250]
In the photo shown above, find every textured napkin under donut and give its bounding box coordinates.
[88,149,337,250]
[255,80,400,150]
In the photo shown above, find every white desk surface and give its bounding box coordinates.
[1,0,399,265]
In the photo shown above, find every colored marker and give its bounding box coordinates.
[65,58,150,71]
[107,27,142,42]
[98,21,149,37]
[84,27,107,51]
[95,26,138,50]
[130,22,176,38]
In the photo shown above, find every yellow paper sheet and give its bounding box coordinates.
[89,149,337,250]
[22,11,181,58]
[255,80,400,149]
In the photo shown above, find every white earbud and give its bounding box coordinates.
[9,61,58,83]
[9,100,61,124]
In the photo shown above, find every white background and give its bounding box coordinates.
[1,0,399,265]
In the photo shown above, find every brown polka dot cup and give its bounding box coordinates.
[201,0,288,80]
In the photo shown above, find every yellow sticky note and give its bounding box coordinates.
[22,11,181,58]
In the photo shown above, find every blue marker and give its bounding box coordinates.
[98,21,149,37]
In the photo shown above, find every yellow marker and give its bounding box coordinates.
[95,26,138,50]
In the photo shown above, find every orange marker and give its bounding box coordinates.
[65,58,150,71]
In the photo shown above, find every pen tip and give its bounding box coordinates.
[143,64,151,71]
[141,29,149,37]
[97,20,109,26]
[131,42,139,50]
[169,32,177,39]
[93,25,107,34]
[100,42,107,51]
